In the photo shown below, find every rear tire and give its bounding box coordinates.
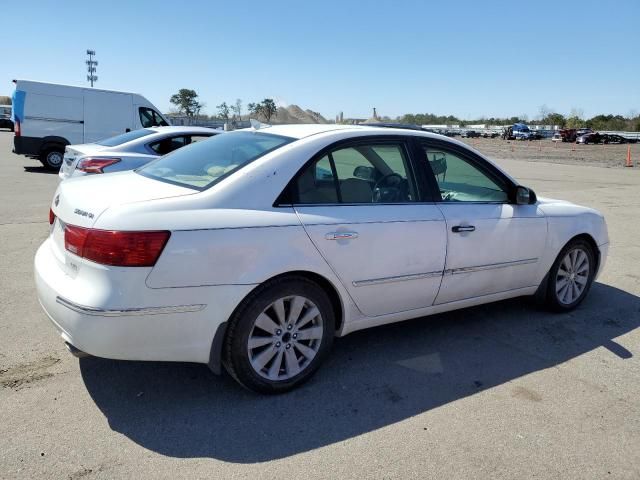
[223,276,335,394]
[542,239,596,312]
[40,147,64,170]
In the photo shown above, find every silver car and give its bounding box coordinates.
[59,126,221,180]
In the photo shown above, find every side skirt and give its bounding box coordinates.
[340,285,538,336]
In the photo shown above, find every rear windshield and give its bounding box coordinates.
[96,129,154,147]
[137,131,294,190]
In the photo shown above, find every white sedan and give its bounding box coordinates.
[35,124,609,393]
[58,126,220,180]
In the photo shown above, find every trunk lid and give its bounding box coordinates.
[51,170,196,228]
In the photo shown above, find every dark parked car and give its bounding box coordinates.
[576,132,603,144]
[602,134,626,144]
[0,105,13,131]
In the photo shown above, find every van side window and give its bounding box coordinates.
[139,107,168,127]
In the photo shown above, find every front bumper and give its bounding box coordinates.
[35,237,254,364]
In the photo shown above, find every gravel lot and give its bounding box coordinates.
[460,137,638,169]
[0,130,639,479]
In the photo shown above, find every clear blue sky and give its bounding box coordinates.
[2,0,639,120]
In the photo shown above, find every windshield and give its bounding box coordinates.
[96,129,155,147]
[138,131,294,190]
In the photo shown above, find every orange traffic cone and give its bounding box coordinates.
[626,145,633,167]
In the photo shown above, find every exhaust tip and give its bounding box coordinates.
[65,342,91,358]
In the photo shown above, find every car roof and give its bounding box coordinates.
[147,126,221,134]
[238,123,460,140]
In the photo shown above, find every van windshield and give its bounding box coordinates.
[138,131,294,190]
[96,129,155,147]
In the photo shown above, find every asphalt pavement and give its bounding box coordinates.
[0,131,638,479]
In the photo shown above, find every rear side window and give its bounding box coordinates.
[292,142,418,204]
[139,107,168,127]
[96,128,154,146]
[148,136,187,155]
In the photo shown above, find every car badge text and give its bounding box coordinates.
[74,208,94,219]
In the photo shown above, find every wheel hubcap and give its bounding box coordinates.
[48,152,63,166]
[247,295,324,381]
[556,248,590,305]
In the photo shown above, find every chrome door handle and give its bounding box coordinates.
[325,231,359,240]
[452,225,475,233]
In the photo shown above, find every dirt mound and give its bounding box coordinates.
[270,105,329,124]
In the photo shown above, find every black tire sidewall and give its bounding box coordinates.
[224,277,335,394]
[546,240,596,312]
[42,148,64,170]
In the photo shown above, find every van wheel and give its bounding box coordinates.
[41,147,64,170]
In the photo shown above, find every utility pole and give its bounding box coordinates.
[86,50,98,87]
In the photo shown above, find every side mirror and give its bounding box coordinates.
[515,185,537,205]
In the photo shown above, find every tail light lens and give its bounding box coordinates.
[14,119,20,137]
[49,208,56,225]
[64,225,170,267]
[77,157,121,174]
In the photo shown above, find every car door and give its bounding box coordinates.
[290,137,447,317]
[417,140,547,305]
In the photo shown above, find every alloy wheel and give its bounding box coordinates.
[555,247,590,305]
[247,295,324,381]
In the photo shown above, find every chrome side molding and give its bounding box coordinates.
[353,271,443,287]
[446,258,538,275]
[56,296,206,317]
[352,258,538,287]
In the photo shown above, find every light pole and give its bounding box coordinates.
[86,50,98,87]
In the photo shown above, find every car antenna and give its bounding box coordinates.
[250,119,271,130]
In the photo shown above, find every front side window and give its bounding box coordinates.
[293,142,417,204]
[139,107,168,127]
[139,131,293,190]
[422,145,509,202]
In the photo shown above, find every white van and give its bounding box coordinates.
[12,80,169,169]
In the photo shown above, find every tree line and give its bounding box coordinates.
[168,89,640,131]
[400,109,640,131]
[169,89,278,122]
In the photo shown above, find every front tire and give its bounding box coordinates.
[223,276,335,394]
[543,239,596,312]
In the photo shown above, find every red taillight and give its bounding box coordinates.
[14,119,20,137]
[64,225,170,267]
[49,208,56,225]
[77,157,121,174]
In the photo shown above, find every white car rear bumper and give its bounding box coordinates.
[34,237,254,364]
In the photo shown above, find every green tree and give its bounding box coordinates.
[169,89,203,117]
[543,112,566,127]
[565,115,585,129]
[261,99,277,122]
[0,96,11,105]
[216,102,230,121]
[248,99,278,122]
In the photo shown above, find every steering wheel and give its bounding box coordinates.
[372,173,404,202]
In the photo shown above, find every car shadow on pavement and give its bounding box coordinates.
[80,282,639,463]
[23,166,57,174]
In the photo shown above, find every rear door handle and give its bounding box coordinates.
[325,231,359,240]
[452,225,475,233]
